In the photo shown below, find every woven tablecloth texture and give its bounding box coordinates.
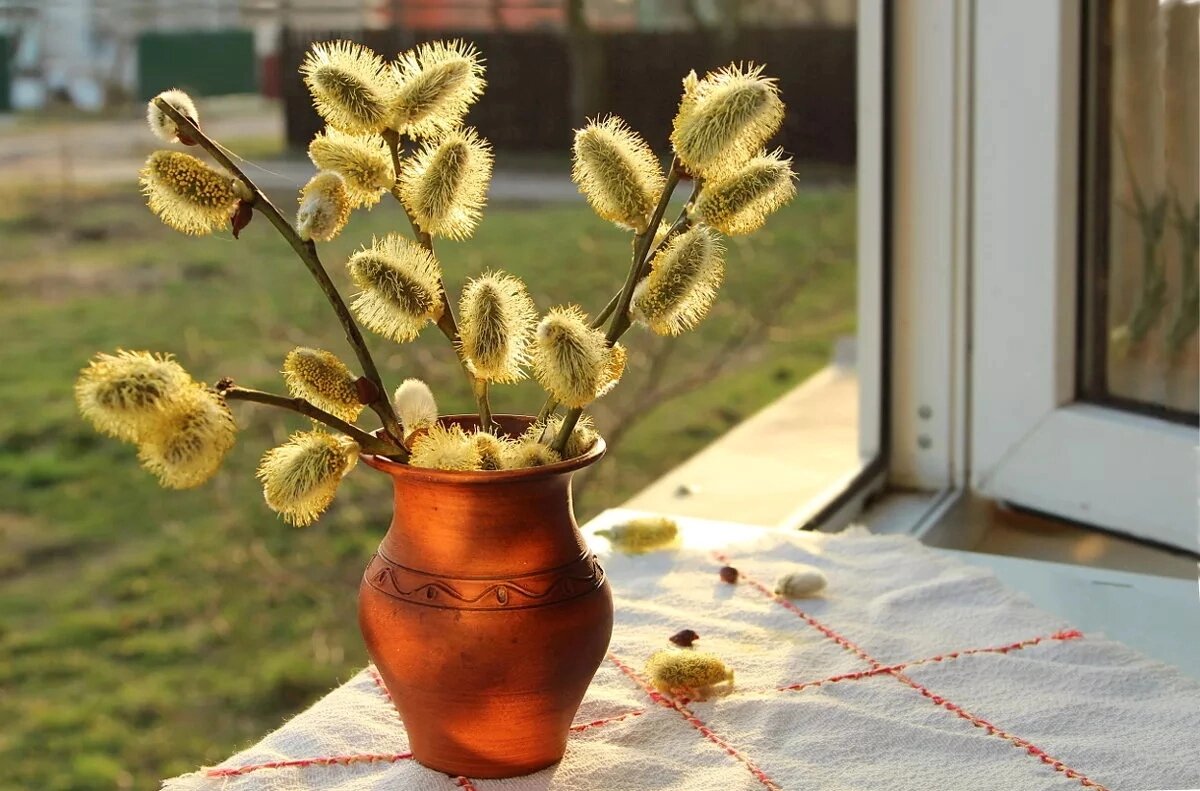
[161,526,1200,791]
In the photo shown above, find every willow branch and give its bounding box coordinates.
[644,177,704,265]
[381,128,493,427]
[551,158,683,454]
[153,99,404,443]
[535,397,559,425]
[591,292,620,329]
[606,161,682,342]
[218,383,408,459]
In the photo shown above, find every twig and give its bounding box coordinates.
[535,397,559,425]
[381,128,493,428]
[576,265,823,501]
[591,291,620,329]
[552,157,684,453]
[1167,197,1199,356]
[1116,128,1169,343]
[585,175,701,338]
[218,383,408,458]
[644,177,704,265]
[153,99,404,444]
[477,379,493,430]
[607,160,683,341]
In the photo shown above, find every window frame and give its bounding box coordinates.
[968,0,1198,553]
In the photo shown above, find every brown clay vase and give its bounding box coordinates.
[358,415,613,779]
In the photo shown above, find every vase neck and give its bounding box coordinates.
[378,471,588,577]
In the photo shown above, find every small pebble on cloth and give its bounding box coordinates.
[718,565,740,584]
[646,649,734,700]
[774,565,828,598]
[595,516,679,553]
[669,628,699,647]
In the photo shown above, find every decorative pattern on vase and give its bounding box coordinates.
[364,549,606,611]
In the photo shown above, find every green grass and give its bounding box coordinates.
[0,181,855,790]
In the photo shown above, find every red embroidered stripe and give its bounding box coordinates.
[608,653,783,791]
[889,669,1111,791]
[776,630,1085,693]
[713,552,883,668]
[207,752,413,777]
[721,553,1108,790]
[366,665,394,704]
[455,775,479,790]
[570,709,647,732]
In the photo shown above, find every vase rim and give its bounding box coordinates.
[360,413,606,484]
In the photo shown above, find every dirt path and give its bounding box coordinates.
[0,98,283,186]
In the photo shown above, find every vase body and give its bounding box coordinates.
[358,415,613,779]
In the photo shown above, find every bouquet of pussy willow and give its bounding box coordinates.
[74,40,795,526]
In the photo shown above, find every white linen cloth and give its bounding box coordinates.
[162,520,1200,791]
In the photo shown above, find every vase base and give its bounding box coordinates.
[412,752,563,780]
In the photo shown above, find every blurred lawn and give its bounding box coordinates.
[0,179,854,790]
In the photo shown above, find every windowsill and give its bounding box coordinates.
[618,360,862,528]
[904,493,1198,581]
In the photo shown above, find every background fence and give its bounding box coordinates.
[137,29,258,101]
[280,27,856,164]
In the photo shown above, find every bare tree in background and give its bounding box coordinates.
[565,0,607,123]
[684,0,843,31]
[575,257,834,503]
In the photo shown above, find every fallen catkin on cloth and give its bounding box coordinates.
[162,525,1200,791]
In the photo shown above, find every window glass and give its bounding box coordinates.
[1080,0,1199,422]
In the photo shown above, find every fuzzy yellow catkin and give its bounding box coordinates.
[398,126,493,240]
[597,342,627,399]
[281,347,363,422]
[531,306,616,408]
[347,235,445,342]
[139,150,240,236]
[308,128,394,208]
[503,439,562,470]
[458,271,538,383]
[556,412,600,458]
[409,423,482,471]
[257,430,358,526]
[630,226,725,336]
[671,64,784,179]
[392,378,438,439]
[572,116,665,232]
[471,430,510,470]
[645,650,734,699]
[390,39,486,139]
[522,413,599,459]
[773,565,828,598]
[146,89,198,143]
[650,220,676,249]
[75,350,194,442]
[137,385,238,490]
[595,516,678,553]
[301,40,393,135]
[692,149,796,236]
[296,171,351,242]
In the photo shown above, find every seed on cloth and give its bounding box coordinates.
[669,629,699,647]
[774,565,828,598]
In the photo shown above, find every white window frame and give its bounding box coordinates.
[969,0,1198,553]
[887,0,973,496]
